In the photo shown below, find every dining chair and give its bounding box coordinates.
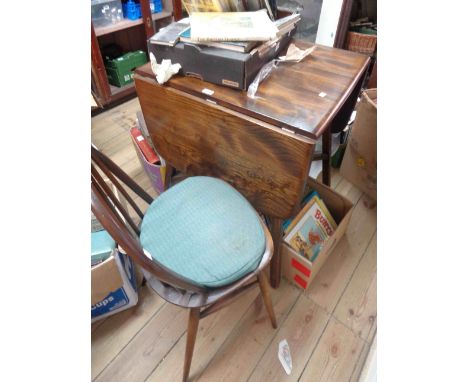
[91,145,277,382]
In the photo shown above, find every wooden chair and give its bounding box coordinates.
[91,145,277,382]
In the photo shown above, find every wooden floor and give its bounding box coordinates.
[91,98,377,382]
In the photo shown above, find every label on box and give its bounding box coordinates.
[91,287,130,318]
[118,250,137,292]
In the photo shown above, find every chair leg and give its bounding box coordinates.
[183,307,200,382]
[257,270,278,329]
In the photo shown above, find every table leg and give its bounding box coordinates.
[164,163,174,191]
[322,128,331,187]
[269,217,283,289]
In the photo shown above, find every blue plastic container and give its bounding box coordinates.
[150,0,162,13]
[122,0,141,20]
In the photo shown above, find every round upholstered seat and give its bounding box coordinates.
[140,176,266,288]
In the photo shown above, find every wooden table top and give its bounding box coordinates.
[136,39,370,140]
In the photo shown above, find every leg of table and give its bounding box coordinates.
[322,128,332,187]
[269,217,283,289]
[164,163,174,191]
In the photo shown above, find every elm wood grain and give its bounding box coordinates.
[135,74,316,220]
[248,295,329,382]
[92,146,278,382]
[270,218,283,288]
[257,270,278,328]
[299,317,367,382]
[135,40,370,140]
[91,286,166,379]
[91,23,111,105]
[305,193,377,314]
[196,282,300,382]
[184,308,201,382]
[334,233,377,342]
[146,288,259,382]
[322,127,332,186]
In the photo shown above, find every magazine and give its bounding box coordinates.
[189,10,278,42]
[284,195,338,261]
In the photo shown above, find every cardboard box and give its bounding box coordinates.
[147,30,294,90]
[340,88,377,200]
[91,180,140,322]
[91,248,139,322]
[281,177,353,290]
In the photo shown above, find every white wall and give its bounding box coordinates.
[315,0,343,46]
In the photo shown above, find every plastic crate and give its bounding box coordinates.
[150,0,163,13]
[122,0,141,20]
[105,51,148,87]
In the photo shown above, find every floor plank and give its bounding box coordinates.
[305,195,377,314]
[90,98,377,382]
[334,234,377,342]
[247,295,329,382]
[91,286,166,379]
[196,281,300,382]
[146,287,260,382]
[94,300,188,382]
[299,317,366,382]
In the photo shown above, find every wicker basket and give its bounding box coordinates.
[345,31,377,56]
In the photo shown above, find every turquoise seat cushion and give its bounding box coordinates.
[140,176,266,288]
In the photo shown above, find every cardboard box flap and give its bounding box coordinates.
[91,254,123,305]
[305,177,353,223]
[348,88,377,168]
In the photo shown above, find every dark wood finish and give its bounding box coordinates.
[135,40,369,288]
[183,308,200,382]
[269,217,283,288]
[91,0,177,107]
[257,270,278,328]
[91,146,278,381]
[140,0,155,37]
[322,127,331,186]
[334,0,355,49]
[172,0,183,21]
[135,40,369,140]
[135,75,316,219]
[91,23,111,105]
[367,58,377,89]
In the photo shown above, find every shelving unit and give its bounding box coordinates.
[91,0,180,107]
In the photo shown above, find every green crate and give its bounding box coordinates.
[105,50,148,87]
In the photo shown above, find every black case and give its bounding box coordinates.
[147,30,295,90]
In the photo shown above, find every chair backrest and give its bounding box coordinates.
[134,75,316,219]
[91,145,208,293]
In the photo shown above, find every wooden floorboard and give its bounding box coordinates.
[91,99,377,382]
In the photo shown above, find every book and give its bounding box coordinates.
[282,190,318,233]
[182,0,231,14]
[130,128,166,194]
[284,195,338,262]
[149,19,190,46]
[189,10,279,42]
[179,27,259,53]
[136,111,157,152]
[130,127,160,164]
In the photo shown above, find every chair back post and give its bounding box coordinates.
[91,145,208,294]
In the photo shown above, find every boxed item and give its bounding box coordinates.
[91,177,140,322]
[91,0,123,28]
[131,114,166,194]
[147,29,295,90]
[91,247,139,322]
[281,177,353,290]
[91,229,115,266]
[340,88,377,200]
[105,50,148,87]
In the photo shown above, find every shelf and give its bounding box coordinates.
[95,11,172,37]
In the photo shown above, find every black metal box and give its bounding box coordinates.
[147,31,294,90]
